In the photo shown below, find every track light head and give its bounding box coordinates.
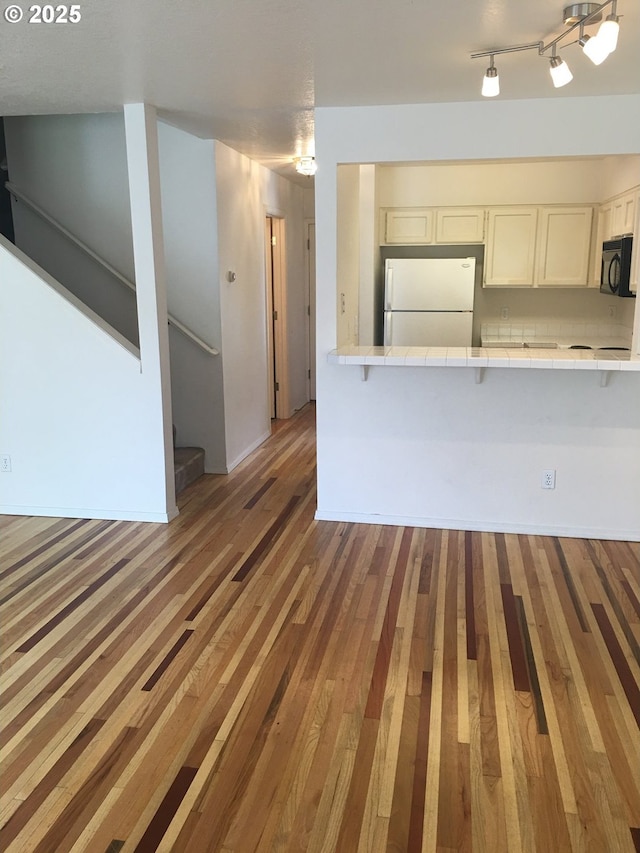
[597,12,620,53]
[579,32,610,64]
[481,61,500,97]
[549,54,573,87]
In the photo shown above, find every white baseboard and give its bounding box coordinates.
[1,505,178,523]
[313,510,640,542]
[224,430,272,474]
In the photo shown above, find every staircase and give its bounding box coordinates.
[173,426,205,495]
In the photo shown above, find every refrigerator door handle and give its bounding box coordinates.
[385,267,393,310]
[384,312,392,345]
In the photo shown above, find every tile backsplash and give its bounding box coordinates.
[480,321,632,343]
[475,287,637,348]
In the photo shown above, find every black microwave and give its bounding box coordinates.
[600,235,635,297]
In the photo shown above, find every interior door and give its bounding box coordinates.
[265,215,290,419]
[307,221,316,400]
[265,217,276,419]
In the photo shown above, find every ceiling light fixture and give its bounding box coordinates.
[596,2,620,52]
[549,49,574,87]
[471,0,622,97]
[579,30,610,64]
[294,156,317,177]
[481,56,500,97]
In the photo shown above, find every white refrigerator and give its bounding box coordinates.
[383,258,476,346]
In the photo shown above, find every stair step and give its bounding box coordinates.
[174,446,205,495]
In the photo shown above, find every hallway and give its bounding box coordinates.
[1,404,639,852]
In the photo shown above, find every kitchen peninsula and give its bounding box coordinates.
[328,344,640,382]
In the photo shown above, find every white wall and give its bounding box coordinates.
[157,122,227,471]
[600,155,640,199]
[215,142,271,467]
[378,158,606,207]
[214,142,310,469]
[336,165,361,346]
[315,95,640,540]
[5,113,139,344]
[358,165,378,347]
[335,164,379,347]
[5,113,135,277]
[0,237,174,521]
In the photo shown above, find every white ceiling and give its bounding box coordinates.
[1,0,638,183]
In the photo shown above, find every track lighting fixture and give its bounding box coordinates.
[472,0,623,98]
[294,156,317,177]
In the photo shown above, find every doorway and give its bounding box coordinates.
[264,215,289,419]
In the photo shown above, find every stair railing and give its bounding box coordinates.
[5,181,220,358]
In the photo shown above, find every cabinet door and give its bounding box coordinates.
[612,191,635,236]
[385,209,433,244]
[435,208,485,243]
[536,206,593,287]
[484,208,537,286]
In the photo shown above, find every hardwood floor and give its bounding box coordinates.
[1,403,639,852]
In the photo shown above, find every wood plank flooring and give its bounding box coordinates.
[1,403,639,852]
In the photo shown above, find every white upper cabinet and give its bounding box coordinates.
[591,186,638,287]
[384,202,597,288]
[484,208,538,287]
[384,207,485,244]
[536,207,593,287]
[434,208,485,244]
[630,188,640,294]
[611,190,636,236]
[385,209,433,243]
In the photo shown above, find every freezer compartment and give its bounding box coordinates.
[384,311,473,347]
[385,258,476,312]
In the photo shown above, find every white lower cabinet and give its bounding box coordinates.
[536,206,593,287]
[484,208,538,286]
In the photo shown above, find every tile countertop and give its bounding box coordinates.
[327,345,640,372]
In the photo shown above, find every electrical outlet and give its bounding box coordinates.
[541,469,556,489]
[500,306,509,320]
[1,454,11,473]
